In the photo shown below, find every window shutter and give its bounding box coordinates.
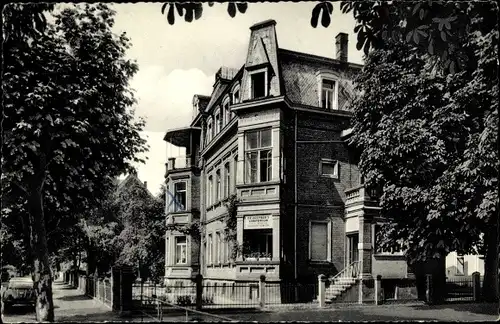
[311,223,328,260]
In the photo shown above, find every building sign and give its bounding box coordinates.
[244,215,272,229]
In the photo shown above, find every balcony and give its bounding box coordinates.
[345,185,379,206]
[165,155,200,175]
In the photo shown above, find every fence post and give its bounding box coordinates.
[195,274,203,311]
[358,278,363,304]
[318,274,326,308]
[425,274,433,305]
[259,275,266,308]
[375,275,383,305]
[472,272,481,301]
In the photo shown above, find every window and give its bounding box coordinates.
[245,128,272,183]
[233,155,238,192]
[243,229,272,260]
[223,99,231,126]
[166,237,170,265]
[374,224,402,254]
[215,232,221,264]
[214,110,221,135]
[320,160,339,179]
[208,234,213,265]
[206,119,213,144]
[173,182,187,212]
[233,85,240,104]
[251,72,266,99]
[224,162,230,198]
[310,222,329,261]
[456,255,465,275]
[321,79,336,110]
[215,169,221,202]
[175,236,187,264]
[207,175,213,206]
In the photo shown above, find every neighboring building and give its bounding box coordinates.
[446,252,484,279]
[163,20,412,297]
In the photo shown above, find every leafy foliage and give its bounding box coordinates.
[2,3,147,320]
[349,14,498,297]
[222,194,241,260]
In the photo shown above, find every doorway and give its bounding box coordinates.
[347,233,359,265]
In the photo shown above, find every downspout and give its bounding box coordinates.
[294,112,298,282]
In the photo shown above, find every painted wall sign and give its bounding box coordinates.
[244,215,272,229]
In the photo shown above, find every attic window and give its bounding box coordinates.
[321,79,336,110]
[251,72,266,99]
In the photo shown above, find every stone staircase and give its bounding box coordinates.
[323,261,360,304]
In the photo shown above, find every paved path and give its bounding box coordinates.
[2,280,499,322]
[2,280,120,323]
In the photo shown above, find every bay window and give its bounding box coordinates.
[173,182,186,212]
[245,128,272,183]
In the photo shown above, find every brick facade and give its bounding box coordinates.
[163,19,410,287]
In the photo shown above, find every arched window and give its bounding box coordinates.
[232,83,241,105]
[222,96,231,126]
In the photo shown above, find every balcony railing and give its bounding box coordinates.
[165,155,200,173]
[345,185,379,205]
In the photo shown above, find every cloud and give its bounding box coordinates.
[130,67,214,132]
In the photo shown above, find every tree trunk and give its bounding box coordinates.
[482,224,499,302]
[28,187,55,322]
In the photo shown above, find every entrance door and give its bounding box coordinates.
[347,233,359,265]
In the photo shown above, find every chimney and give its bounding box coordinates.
[144,181,147,189]
[335,33,348,62]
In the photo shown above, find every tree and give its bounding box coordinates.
[2,3,147,321]
[348,20,498,300]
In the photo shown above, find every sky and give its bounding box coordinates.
[109,2,364,195]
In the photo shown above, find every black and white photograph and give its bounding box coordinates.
[1,1,498,322]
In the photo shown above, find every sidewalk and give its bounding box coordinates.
[2,280,125,323]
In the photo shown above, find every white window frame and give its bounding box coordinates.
[224,162,230,198]
[316,71,339,110]
[172,181,187,212]
[208,233,213,265]
[175,236,188,265]
[207,174,213,207]
[249,68,268,100]
[214,108,221,135]
[233,154,238,193]
[309,220,332,262]
[244,128,273,184]
[222,96,231,127]
[215,232,221,265]
[215,169,221,202]
[206,118,213,143]
[232,83,241,105]
[319,159,340,179]
[166,237,170,266]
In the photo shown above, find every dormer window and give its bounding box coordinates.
[222,97,231,126]
[317,71,339,110]
[206,118,213,144]
[251,72,266,99]
[214,109,221,135]
[233,88,240,104]
[321,79,336,110]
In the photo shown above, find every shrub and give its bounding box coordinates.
[176,295,193,306]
